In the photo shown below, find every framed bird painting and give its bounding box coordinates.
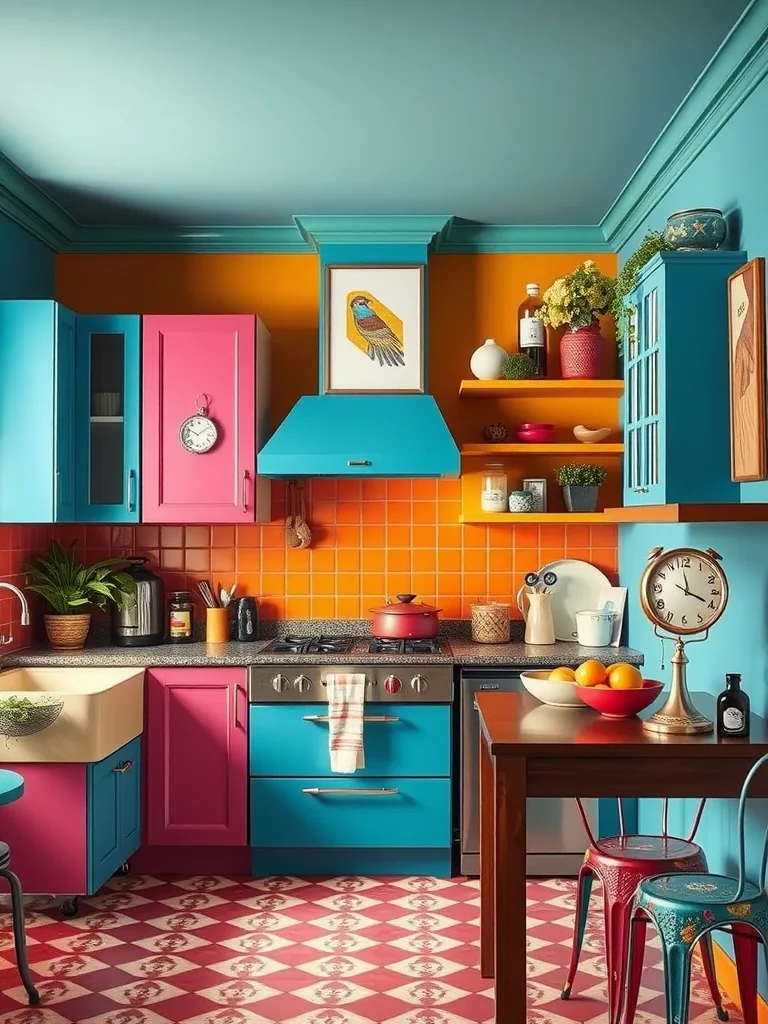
[324,264,425,393]
[728,256,767,481]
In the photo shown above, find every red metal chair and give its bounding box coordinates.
[560,798,728,1024]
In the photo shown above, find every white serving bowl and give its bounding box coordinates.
[520,670,587,708]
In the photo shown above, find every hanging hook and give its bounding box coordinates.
[195,393,211,415]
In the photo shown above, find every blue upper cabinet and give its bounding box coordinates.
[0,301,77,523]
[75,316,141,523]
[623,251,746,507]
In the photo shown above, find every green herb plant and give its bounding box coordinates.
[501,352,536,380]
[555,463,608,487]
[611,230,672,353]
[24,540,135,615]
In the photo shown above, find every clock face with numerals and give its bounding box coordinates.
[179,414,218,454]
[640,547,728,635]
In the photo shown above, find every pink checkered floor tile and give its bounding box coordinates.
[0,875,741,1023]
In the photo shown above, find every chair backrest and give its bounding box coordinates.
[735,751,768,901]
[574,797,707,850]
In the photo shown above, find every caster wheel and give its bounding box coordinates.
[59,896,79,917]
[117,861,131,877]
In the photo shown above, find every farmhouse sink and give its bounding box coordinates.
[0,667,144,763]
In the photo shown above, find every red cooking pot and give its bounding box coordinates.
[369,594,442,639]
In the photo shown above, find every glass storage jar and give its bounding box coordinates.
[168,591,194,643]
[481,463,508,513]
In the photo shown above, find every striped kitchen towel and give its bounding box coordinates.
[326,673,366,773]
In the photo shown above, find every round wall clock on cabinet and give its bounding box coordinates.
[179,394,218,454]
[639,546,728,735]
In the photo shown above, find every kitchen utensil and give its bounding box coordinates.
[517,558,611,641]
[515,423,555,443]
[285,480,301,548]
[369,594,441,640]
[576,680,663,719]
[470,601,510,644]
[234,596,259,642]
[520,670,587,709]
[220,587,230,608]
[295,481,312,548]
[524,592,555,645]
[206,607,230,643]
[110,557,165,647]
[573,424,612,443]
[197,580,218,609]
[575,609,616,647]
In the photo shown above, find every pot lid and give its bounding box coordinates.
[369,594,442,615]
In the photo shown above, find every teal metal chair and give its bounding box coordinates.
[625,752,768,1024]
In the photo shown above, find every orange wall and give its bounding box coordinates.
[54,252,619,620]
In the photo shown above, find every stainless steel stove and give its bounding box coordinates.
[249,634,453,703]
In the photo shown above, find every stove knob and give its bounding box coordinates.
[384,674,402,694]
[410,674,428,694]
[271,674,289,694]
[294,674,312,694]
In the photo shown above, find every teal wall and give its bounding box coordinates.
[0,212,54,298]
[619,72,768,980]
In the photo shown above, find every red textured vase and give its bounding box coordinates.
[560,320,605,379]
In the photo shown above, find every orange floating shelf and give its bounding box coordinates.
[458,379,624,399]
[604,504,768,523]
[462,443,624,456]
[459,512,612,524]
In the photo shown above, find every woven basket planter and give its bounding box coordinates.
[0,696,64,737]
[44,613,91,650]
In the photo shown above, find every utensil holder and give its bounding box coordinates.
[206,608,230,644]
[524,593,555,645]
[471,602,510,643]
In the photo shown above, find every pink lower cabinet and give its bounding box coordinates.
[142,315,271,523]
[146,669,248,846]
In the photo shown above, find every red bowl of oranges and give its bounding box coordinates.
[574,659,663,719]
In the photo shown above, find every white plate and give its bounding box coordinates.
[517,559,612,642]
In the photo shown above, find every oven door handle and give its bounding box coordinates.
[303,714,399,723]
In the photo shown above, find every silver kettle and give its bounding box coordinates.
[110,557,165,647]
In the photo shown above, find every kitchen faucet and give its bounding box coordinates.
[0,582,30,646]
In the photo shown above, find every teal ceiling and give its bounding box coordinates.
[0,0,750,228]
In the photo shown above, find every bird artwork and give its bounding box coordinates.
[348,293,405,368]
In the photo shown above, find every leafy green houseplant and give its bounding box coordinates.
[538,261,617,379]
[555,462,608,513]
[501,352,536,380]
[611,230,672,354]
[25,541,135,650]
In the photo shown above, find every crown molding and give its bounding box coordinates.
[0,152,76,250]
[601,0,768,251]
[437,222,611,253]
[294,215,453,250]
[64,224,311,254]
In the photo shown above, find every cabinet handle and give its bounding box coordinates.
[112,760,133,774]
[56,470,61,504]
[302,787,399,796]
[127,469,136,512]
[347,460,372,467]
[233,684,240,728]
[303,714,399,723]
[242,470,249,512]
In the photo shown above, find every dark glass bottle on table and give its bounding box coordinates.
[517,282,547,377]
[716,673,750,738]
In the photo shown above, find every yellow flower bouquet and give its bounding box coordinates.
[539,260,617,330]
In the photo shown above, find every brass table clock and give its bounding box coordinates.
[639,546,729,735]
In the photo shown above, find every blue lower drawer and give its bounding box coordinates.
[250,776,451,849]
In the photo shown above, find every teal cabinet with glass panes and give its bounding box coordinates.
[75,315,141,523]
[623,251,745,507]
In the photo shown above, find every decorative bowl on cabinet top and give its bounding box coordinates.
[663,208,727,251]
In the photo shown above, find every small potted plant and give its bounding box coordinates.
[555,463,608,513]
[538,261,616,379]
[25,541,135,650]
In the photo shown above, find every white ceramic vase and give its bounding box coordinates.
[470,338,506,380]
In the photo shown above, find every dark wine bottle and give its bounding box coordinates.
[716,673,750,738]
[517,283,547,377]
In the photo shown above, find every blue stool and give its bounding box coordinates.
[626,752,768,1024]
[0,770,39,1005]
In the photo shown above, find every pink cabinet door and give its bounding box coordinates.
[142,315,270,523]
[146,668,248,846]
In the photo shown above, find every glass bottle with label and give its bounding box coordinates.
[716,673,750,738]
[518,282,547,377]
[168,591,195,644]
[481,463,508,513]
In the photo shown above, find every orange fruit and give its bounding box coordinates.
[608,663,643,690]
[549,667,576,683]
[595,683,611,689]
[574,660,607,687]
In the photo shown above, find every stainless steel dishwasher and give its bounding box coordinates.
[459,667,597,876]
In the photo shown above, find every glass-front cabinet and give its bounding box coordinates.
[622,251,745,508]
[75,315,141,522]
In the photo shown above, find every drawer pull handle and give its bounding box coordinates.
[302,787,399,796]
[303,714,399,723]
[112,760,133,774]
[347,459,372,467]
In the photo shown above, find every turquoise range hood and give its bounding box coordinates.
[257,395,460,478]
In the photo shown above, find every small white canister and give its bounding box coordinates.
[575,609,615,647]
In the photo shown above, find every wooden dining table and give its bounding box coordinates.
[477,690,768,1023]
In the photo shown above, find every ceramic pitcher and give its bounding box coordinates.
[524,592,555,645]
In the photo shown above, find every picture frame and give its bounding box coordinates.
[597,586,627,647]
[324,264,425,394]
[728,256,767,482]
[523,478,547,513]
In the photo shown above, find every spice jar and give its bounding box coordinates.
[481,463,508,513]
[168,591,194,643]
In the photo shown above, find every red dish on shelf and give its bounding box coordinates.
[515,423,555,443]
[575,680,664,718]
